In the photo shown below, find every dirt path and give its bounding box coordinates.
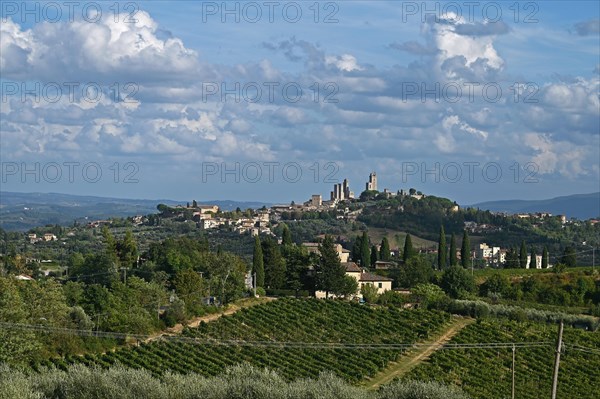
[143,296,275,343]
[364,317,475,390]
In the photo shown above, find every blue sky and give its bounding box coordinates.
[1,1,599,204]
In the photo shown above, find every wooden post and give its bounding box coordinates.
[512,345,516,399]
[551,321,564,399]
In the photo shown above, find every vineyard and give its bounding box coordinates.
[34,299,451,382]
[404,319,600,399]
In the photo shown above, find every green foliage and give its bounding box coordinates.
[542,246,549,269]
[460,230,470,268]
[403,234,415,263]
[360,190,379,201]
[378,380,470,399]
[281,244,313,294]
[252,236,264,288]
[361,231,371,268]
[163,299,187,328]
[380,237,391,261]
[376,290,407,306]
[449,233,457,267]
[117,230,138,268]
[315,235,347,297]
[504,246,519,268]
[397,256,434,288]
[361,283,379,303]
[357,196,466,241]
[339,275,359,298]
[352,235,363,263]
[529,246,536,269]
[281,224,293,246]
[0,363,468,399]
[553,263,567,274]
[173,269,207,316]
[519,240,528,269]
[479,274,510,298]
[440,266,475,299]
[147,236,209,275]
[437,226,446,269]
[371,244,379,266]
[561,246,577,267]
[262,237,286,290]
[411,283,447,308]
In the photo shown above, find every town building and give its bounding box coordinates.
[366,172,378,191]
[310,194,322,207]
[302,242,350,263]
[330,179,354,201]
[477,243,504,266]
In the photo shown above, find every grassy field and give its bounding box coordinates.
[367,228,436,250]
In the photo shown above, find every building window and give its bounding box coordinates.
[378,283,382,289]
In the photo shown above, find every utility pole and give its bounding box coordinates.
[511,345,516,399]
[551,321,564,399]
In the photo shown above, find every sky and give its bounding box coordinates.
[1,1,599,204]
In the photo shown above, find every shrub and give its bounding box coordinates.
[378,380,470,399]
[0,364,470,399]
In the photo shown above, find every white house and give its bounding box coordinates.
[315,262,393,299]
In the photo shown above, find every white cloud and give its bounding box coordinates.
[325,54,363,72]
[0,12,200,83]
[524,133,589,178]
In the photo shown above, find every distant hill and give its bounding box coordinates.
[0,192,271,231]
[468,192,600,220]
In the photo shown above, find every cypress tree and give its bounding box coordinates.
[380,238,391,261]
[262,237,286,289]
[252,236,264,287]
[281,224,292,246]
[460,230,470,268]
[449,233,457,267]
[530,246,537,269]
[360,231,370,268]
[519,240,528,268]
[371,244,378,266]
[437,225,447,269]
[403,234,414,263]
[542,246,549,268]
[316,235,346,298]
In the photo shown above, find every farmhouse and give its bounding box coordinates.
[315,262,393,299]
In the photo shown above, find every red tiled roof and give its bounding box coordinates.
[343,262,362,272]
[359,272,393,282]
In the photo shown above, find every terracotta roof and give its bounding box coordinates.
[343,262,362,273]
[359,272,393,282]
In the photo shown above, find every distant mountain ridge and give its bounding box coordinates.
[468,192,600,220]
[0,192,272,231]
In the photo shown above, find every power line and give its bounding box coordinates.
[0,321,559,351]
[564,344,600,356]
